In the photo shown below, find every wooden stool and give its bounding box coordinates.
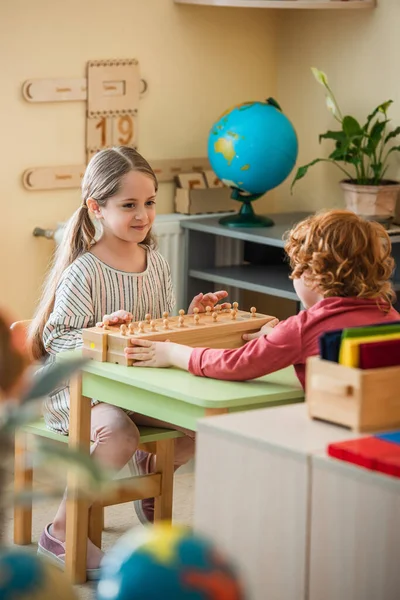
[14,419,181,548]
[11,319,181,560]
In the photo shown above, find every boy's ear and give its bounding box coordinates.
[86,198,103,219]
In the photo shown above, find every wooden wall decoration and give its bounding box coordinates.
[22,59,210,191]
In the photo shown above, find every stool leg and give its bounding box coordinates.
[89,504,104,548]
[14,432,33,545]
[154,438,174,522]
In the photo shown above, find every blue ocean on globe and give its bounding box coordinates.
[97,524,244,600]
[208,99,298,195]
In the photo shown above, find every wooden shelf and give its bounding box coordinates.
[174,0,375,9]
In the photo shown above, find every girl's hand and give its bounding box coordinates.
[96,310,133,327]
[188,290,229,314]
[125,339,192,371]
[242,318,279,342]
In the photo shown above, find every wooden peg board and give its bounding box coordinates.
[82,307,275,366]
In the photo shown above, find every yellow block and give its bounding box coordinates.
[339,332,400,368]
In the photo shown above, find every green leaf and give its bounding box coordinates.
[290,158,325,191]
[20,357,89,404]
[343,116,362,138]
[364,101,393,131]
[311,67,329,87]
[385,144,400,157]
[319,130,347,144]
[266,97,282,112]
[366,120,388,154]
[385,126,400,143]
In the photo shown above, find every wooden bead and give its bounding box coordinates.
[250,307,257,317]
[163,311,169,320]
[206,306,212,314]
[193,307,199,315]
[163,319,169,329]
[194,314,200,325]
[179,309,185,317]
[145,313,151,323]
[230,309,237,320]
[224,303,232,312]
[178,316,185,328]
[232,302,239,310]
[150,320,156,331]
[216,304,222,312]
[138,322,145,333]
[212,312,218,322]
[128,323,135,334]
[120,324,127,335]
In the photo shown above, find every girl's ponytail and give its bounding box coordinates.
[28,205,95,360]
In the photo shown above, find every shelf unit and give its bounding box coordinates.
[180,213,400,309]
[174,0,376,9]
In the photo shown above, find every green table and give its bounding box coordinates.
[62,349,304,582]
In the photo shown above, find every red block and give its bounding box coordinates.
[327,437,400,478]
[375,455,400,478]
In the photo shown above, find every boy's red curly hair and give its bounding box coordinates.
[284,210,395,306]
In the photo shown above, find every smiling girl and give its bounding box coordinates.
[28,146,227,577]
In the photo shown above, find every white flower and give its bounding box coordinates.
[311,67,329,87]
[326,95,338,117]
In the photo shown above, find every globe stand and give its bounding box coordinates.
[219,188,274,228]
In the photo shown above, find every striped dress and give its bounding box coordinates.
[42,248,175,434]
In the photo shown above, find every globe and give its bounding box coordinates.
[0,548,77,600]
[208,98,298,227]
[97,523,245,600]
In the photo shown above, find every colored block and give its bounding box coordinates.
[319,329,342,362]
[339,332,400,368]
[328,437,400,479]
[319,321,400,364]
[376,430,400,446]
[359,338,400,369]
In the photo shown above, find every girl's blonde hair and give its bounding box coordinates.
[284,209,395,307]
[29,146,158,360]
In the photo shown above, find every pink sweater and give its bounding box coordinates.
[189,298,400,389]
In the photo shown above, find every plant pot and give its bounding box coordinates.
[340,180,400,225]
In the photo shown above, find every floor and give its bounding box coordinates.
[1,458,195,599]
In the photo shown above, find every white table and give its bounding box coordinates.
[194,404,400,600]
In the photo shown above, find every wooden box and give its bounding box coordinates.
[306,356,400,432]
[175,187,237,215]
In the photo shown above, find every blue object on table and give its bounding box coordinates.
[97,523,245,599]
[376,431,400,446]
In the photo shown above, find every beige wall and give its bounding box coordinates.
[276,0,400,213]
[0,0,277,318]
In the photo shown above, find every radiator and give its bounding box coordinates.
[35,214,242,314]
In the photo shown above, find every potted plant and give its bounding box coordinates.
[291,68,400,225]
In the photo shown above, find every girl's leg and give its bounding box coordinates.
[128,413,195,525]
[132,413,196,470]
[41,404,140,570]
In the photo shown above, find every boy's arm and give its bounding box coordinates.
[129,315,303,380]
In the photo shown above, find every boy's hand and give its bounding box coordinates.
[242,318,279,342]
[125,339,173,368]
[125,339,193,371]
[96,310,133,327]
[188,290,229,314]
